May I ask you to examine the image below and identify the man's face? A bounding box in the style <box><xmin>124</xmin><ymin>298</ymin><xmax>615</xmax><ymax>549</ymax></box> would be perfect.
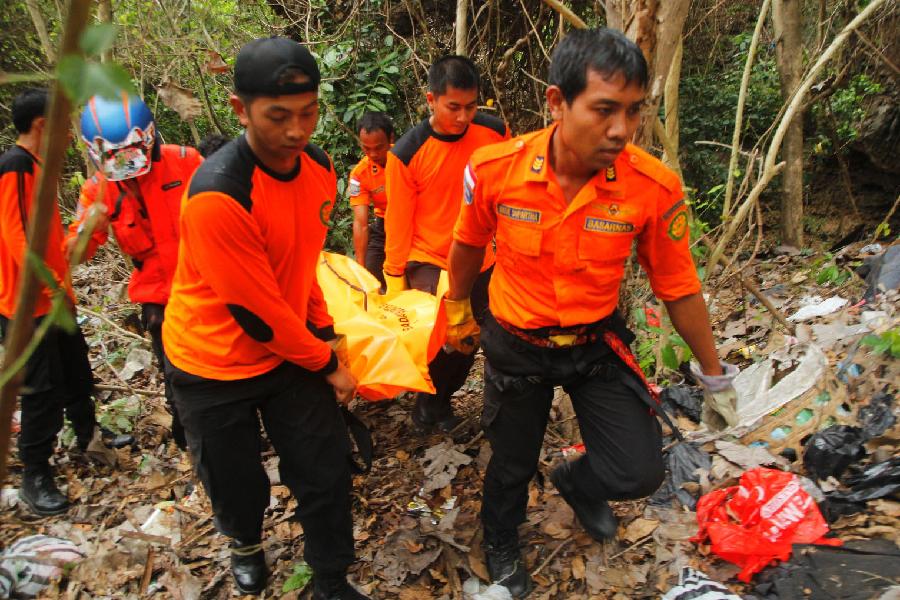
<box><xmin>548</xmin><ymin>70</ymin><xmax>645</xmax><ymax>172</ymax></box>
<box><xmin>359</xmin><ymin>128</ymin><xmax>391</xmax><ymax>168</ymax></box>
<box><xmin>231</xmin><ymin>87</ymin><xmax>319</xmax><ymax>171</ymax></box>
<box><xmin>427</xmin><ymin>86</ymin><xmax>478</xmax><ymax>136</ymax></box>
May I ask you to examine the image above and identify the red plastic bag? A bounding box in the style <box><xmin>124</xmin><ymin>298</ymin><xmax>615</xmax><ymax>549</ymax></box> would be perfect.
<box><xmin>692</xmin><ymin>467</ymin><xmax>841</xmax><ymax>582</ymax></box>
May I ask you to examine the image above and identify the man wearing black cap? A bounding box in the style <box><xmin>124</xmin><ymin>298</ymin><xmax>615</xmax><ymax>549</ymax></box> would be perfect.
<box><xmin>162</xmin><ymin>37</ymin><xmax>367</xmax><ymax>599</ymax></box>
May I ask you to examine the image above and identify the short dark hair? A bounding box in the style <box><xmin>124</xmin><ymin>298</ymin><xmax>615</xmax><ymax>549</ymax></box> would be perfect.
<box><xmin>197</xmin><ymin>134</ymin><xmax>231</xmax><ymax>158</ymax></box>
<box><xmin>548</xmin><ymin>28</ymin><xmax>648</xmax><ymax>104</ymax></box>
<box><xmin>357</xmin><ymin>112</ymin><xmax>394</xmax><ymax>138</ymax></box>
<box><xmin>12</xmin><ymin>88</ymin><xmax>49</xmax><ymax>134</ymax></box>
<box><xmin>428</xmin><ymin>55</ymin><xmax>479</xmax><ymax>96</ymax></box>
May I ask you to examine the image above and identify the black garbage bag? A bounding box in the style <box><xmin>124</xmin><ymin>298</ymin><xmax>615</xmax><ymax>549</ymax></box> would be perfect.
<box><xmin>753</xmin><ymin>539</ymin><xmax>900</xmax><ymax>600</ymax></box>
<box><xmin>860</xmin><ymin>244</ymin><xmax>900</xmax><ymax>302</ymax></box>
<box><xmin>649</xmin><ymin>441</ymin><xmax>711</xmax><ymax>510</ymax></box>
<box><xmin>802</xmin><ymin>425</ymin><xmax>866</xmax><ymax>481</ymax></box>
<box><xmin>659</xmin><ymin>385</ymin><xmax>703</xmax><ymax>423</ymax></box>
<box><xmin>821</xmin><ymin>456</ymin><xmax>900</xmax><ymax>520</ymax></box>
<box><xmin>857</xmin><ymin>391</ymin><xmax>896</xmax><ymax>440</ymax></box>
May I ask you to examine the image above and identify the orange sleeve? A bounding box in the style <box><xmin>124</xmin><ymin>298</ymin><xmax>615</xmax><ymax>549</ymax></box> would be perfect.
<box><xmin>182</xmin><ymin>192</ymin><xmax>337</xmax><ymax>373</ymax></box>
<box><xmin>635</xmin><ymin>183</ymin><xmax>701</xmax><ymax>301</ymax></box>
<box><xmin>347</xmin><ymin>161</ymin><xmax>371</xmax><ymax>208</ymax></box>
<box><xmin>383</xmin><ymin>152</ymin><xmax>416</xmax><ymax>275</ymax></box>
<box><xmin>67</xmin><ymin>176</ymin><xmax>112</xmax><ymax>261</ymax></box>
<box><xmin>0</xmin><ymin>171</ymin><xmax>30</xmax><ymax>270</ymax></box>
<box><xmin>453</xmin><ymin>161</ymin><xmax>496</xmax><ymax>247</ymax></box>
<box><xmin>307</xmin><ymin>272</ymin><xmax>334</xmax><ymax>330</ymax></box>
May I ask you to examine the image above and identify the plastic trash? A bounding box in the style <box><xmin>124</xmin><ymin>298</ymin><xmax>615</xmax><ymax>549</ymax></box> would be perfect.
<box><xmin>822</xmin><ymin>455</ymin><xmax>900</xmax><ymax>521</ymax></box>
<box><xmin>692</xmin><ymin>467</ymin><xmax>841</xmax><ymax>582</ymax></box>
<box><xmin>860</xmin><ymin>244</ymin><xmax>900</xmax><ymax>301</ymax></box>
<box><xmin>0</xmin><ymin>535</ymin><xmax>84</xmax><ymax>598</ymax></box>
<box><xmin>462</xmin><ymin>577</ymin><xmax>514</xmax><ymax>600</ymax></box>
<box><xmin>802</xmin><ymin>425</ymin><xmax>866</xmax><ymax>481</ymax></box>
<box><xmin>660</xmin><ymin>385</ymin><xmax>703</xmax><ymax>423</ymax></box>
<box><xmin>858</xmin><ymin>392</ymin><xmax>896</xmax><ymax>439</ymax></box>
<box><xmin>661</xmin><ymin>567</ymin><xmax>742</xmax><ymax>600</ymax></box>
<box><xmin>649</xmin><ymin>442</ymin><xmax>711</xmax><ymax>510</ymax></box>
<box><xmin>787</xmin><ymin>296</ymin><xmax>849</xmax><ymax>322</ymax></box>
<box><xmin>753</xmin><ymin>539</ymin><xmax>900</xmax><ymax>600</ymax></box>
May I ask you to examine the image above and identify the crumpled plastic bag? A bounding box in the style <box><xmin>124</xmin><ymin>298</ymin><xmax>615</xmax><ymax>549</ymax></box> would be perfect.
<box><xmin>0</xmin><ymin>535</ymin><xmax>84</xmax><ymax>598</ymax></box>
<box><xmin>858</xmin><ymin>392</ymin><xmax>896</xmax><ymax>439</ymax></box>
<box><xmin>802</xmin><ymin>425</ymin><xmax>866</xmax><ymax>481</ymax></box>
<box><xmin>316</xmin><ymin>252</ymin><xmax>447</xmax><ymax>400</ymax></box>
<box><xmin>822</xmin><ymin>456</ymin><xmax>900</xmax><ymax>520</ymax></box>
<box><xmin>692</xmin><ymin>467</ymin><xmax>841</xmax><ymax>582</ymax></box>
<box><xmin>649</xmin><ymin>442</ymin><xmax>711</xmax><ymax>510</ymax></box>
<box><xmin>661</xmin><ymin>567</ymin><xmax>742</xmax><ymax>600</ymax></box>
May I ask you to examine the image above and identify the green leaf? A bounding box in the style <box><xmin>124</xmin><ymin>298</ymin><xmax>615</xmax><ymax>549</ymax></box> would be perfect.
<box><xmin>79</xmin><ymin>24</ymin><xmax>118</xmax><ymax>56</ymax></box>
<box><xmin>282</xmin><ymin>563</ymin><xmax>313</xmax><ymax>593</ymax></box>
<box><xmin>372</xmin><ymin>86</ymin><xmax>392</xmax><ymax>95</ymax></box>
<box><xmin>51</xmin><ymin>298</ymin><xmax>77</xmax><ymax>334</ymax></box>
<box><xmin>661</xmin><ymin>345</ymin><xmax>679</xmax><ymax>371</ymax></box>
<box><xmin>58</xmin><ymin>56</ymin><xmax>135</xmax><ymax>104</ymax></box>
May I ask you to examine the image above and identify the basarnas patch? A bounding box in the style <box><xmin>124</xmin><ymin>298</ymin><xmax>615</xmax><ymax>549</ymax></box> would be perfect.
<box><xmin>667</xmin><ymin>210</ymin><xmax>688</xmax><ymax>241</ymax></box>
<box><xmin>463</xmin><ymin>164</ymin><xmax>476</xmax><ymax>205</ymax></box>
<box><xmin>348</xmin><ymin>178</ymin><xmax>361</xmax><ymax>197</ymax></box>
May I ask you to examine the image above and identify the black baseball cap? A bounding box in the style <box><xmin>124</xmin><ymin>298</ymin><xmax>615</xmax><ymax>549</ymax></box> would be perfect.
<box><xmin>234</xmin><ymin>37</ymin><xmax>320</xmax><ymax>96</ymax></box>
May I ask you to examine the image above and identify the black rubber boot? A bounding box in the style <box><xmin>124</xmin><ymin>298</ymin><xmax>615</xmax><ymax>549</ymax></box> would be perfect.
<box><xmin>230</xmin><ymin>539</ymin><xmax>267</xmax><ymax>595</ymax></box>
<box><xmin>412</xmin><ymin>393</ymin><xmax>462</xmax><ymax>433</ymax></box>
<box><xmin>483</xmin><ymin>529</ymin><xmax>532</xmax><ymax>598</ymax></box>
<box><xmin>20</xmin><ymin>464</ymin><xmax>69</xmax><ymax>516</ymax></box>
<box><xmin>550</xmin><ymin>460</ymin><xmax>618</xmax><ymax>541</ymax></box>
<box><xmin>311</xmin><ymin>573</ymin><xmax>370</xmax><ymax>599</ymax></box>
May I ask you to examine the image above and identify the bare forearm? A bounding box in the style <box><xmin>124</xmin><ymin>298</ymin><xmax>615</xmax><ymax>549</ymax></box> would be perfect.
<box><xmin>664</xmin><ymin>292</ymin><xmax>722</xmax><ymax>375</ymax></box>
<box><xmin>352</xmin><ymin>206</ymin><xmax>369</xmax><ymax>267</ymax></box>
<box><xmin>448</xmin><ymin>240</ymin><xmax>486</xmax><ymax>300</ymax></box>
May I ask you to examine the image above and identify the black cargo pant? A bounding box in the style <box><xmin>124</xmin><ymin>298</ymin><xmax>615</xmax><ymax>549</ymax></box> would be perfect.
<box><xmin>365</xmin><ymin>216</ymin><xmax>387</xmax><ymax>289</ymax></box>
<box><xmin>478</xmin><ymin>311</ymin><xmax>664</xmax><ymax>535</ymax></box>
<box><xmin>406</xmin><ymin>262</ymin><xmax>492</xmax><ymax>408</ymax></box>
<box><xmin>142</xmin><ymin>303</ymin><xmax>185</xmax><ymax>449</ymax></box>
<box><xmin>165</xmin><ymin>358</ymin><xmax>355</xmax><ymax>577</ymax></box>
<box><xmin>0</xmin><ymin>315</ymin><xmax>96</xmax><ymax>467</ymax></box>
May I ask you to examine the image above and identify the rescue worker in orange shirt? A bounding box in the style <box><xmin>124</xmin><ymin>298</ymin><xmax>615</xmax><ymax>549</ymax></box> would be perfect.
<box><xmin>0</xmin><ymin>89</ymin><xmax>122</xmax><ymax>516</ymax></box>
<box><xmin>349</xmin><ymin>112</ymin><xmax>394</xmax><ymax>289</ymax></box>
<box><xmin>384</xmin><ymin>55</ymin><xmax>509</xmax><ymax>431</ymax></box>
<box><xmin>162</xmin><ymin>37</ymin><xmax>367</xmax><ymax>599</ymax></box>
<box><xmin>446</xmin><ymin>30</ymin><xmax>738</xmax><ymax>596</ymax></box>
<box><xmin>68</xmin><ymin>93</ymin><xmax>202</xmax><ymax>450</ymax></box>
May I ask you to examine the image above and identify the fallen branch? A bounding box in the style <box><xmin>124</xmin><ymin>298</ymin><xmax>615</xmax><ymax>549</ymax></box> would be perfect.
<box><xmin>95</xmin><ymin>383</ymin><xmax>164</xmax><ymax>397</ymax></box>
<box><xmin>531</xmin><ymin>537</ymin><xmax>573</xmax><ymax>577</ymax></box>
<box><xmin>737</xmin><ymin>276</ymin><xmax>796</xmax><ymax>336</ymax></box>
<box><xmin>79</xmin><ymin>306</ymin><xmax>151</xmax><ymax>347</ymax></box>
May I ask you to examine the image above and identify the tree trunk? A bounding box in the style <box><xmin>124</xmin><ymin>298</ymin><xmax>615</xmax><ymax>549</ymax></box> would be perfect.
<box><xmin>774</xmin><ymin>0</ymin><xmax>805</xmax><ymax>248</ymax></box>
<box><xmin>455</xmin><ymin>0</ymin><xmax>468</xmax><ymax>55</ymax></box>
<box><xmin>98</xmin><ymin>0</ymin><xmax>114</xmax><ymax>63</ymax></box>
<box><xmin>24</xmin><ymin>0</ymin><xmax>56</xmax><ymax>62</ymax></box>
<box><xmin>605</xmin><ymin>0</ymin><xmax>689</xmax><ymax>148</ymax></box>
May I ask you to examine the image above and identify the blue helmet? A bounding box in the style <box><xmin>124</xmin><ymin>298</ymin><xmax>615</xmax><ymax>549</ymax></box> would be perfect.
<box><xmin>80</xmin><ymin>92</ymin><xmax>156</xmax><ymax>181</ymax></box>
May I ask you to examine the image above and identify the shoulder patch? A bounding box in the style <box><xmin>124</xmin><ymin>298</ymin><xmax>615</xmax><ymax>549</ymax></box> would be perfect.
<box><xmin>390</xmin><ymin>120</ymin><xmax>431</xmax><ymax>166</ymax></box>
<box><xmin>0</xmin><ymin>146</ymin><xmax>35</xmax><ymax>177</ymax></box>
<box><xmin>625</xmin><ymin>145</ymin><xmax>680</xmax><ymax>193</ymax></box>
<box><xmin>303</xmin><ymin>143</ymin><xmax>332</xmax><ymax>172</ymax></box>
<box><xmin>187</xmin><ymin>137</ymin><xmax>254</xmax><ymax>213</ymax></box>
<box><xmin>472</xmin><ymin>112</ymin><xmax>508</xmax><ymax>138</ymax></box>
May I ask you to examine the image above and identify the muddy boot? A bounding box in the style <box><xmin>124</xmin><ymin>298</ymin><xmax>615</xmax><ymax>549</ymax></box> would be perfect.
<box><xmin>230</xmin><ymin>538</ymin><xmax>267</xmax><ymax>594</ymax></box>
<box><xmin>20</xmin><ymin>463</ymin><xmax>69</xmax><ymax>516</ymax></box>
<box><xmin>412</xmin><ymin>393</ymin><xmax>461</xmax><ymax>433</ymax></box>
<box><xmin>550</xmin><ymin>460</ymin><xmax>617</xmax><ymax>541</ymax></box>
<box><xmin>311</xmin><ymin>572</ymin><xmax>370</xmax><ymax>599</ymax></box>
<box><xmin>483</xmin><ymin>528</ymin><xmax>531</xmax><ymax>598</ymax></box>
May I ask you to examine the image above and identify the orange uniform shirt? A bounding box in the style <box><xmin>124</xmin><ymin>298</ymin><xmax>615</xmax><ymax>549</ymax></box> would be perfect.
<box><xmin>454</xmin><ymin>124</ymin><xmax>700</xmax><ymax>329</ymax></box>
<box><xmin>69</xmin><ymin>145</ymin><xmax>202</xmax><ymax>305</ymax></box>
<box><xmin>384</xmin><ymin>113</ymin><xmax>509</xmax><ymax>274</ymax></box>
<box><xmin>162</xmin><ymin>136</ymin><xmax>338</xmax><ymax>380</ymax></box>
<box><xmin>0</xmin><ymin>145</ymin><xmax>74</xmax><ymax>318</ymax></box>
<box><xmin>348</xmin><ymin>155</ymin><xmax>387</xmax><ymax>218</ymax></box>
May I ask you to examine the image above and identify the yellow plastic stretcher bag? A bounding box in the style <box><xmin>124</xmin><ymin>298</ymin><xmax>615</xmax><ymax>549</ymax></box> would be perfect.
<box><xmin>316</xmin><ymin>252</ymin><xmax>448</xmax><ymax>401</ymax></box>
